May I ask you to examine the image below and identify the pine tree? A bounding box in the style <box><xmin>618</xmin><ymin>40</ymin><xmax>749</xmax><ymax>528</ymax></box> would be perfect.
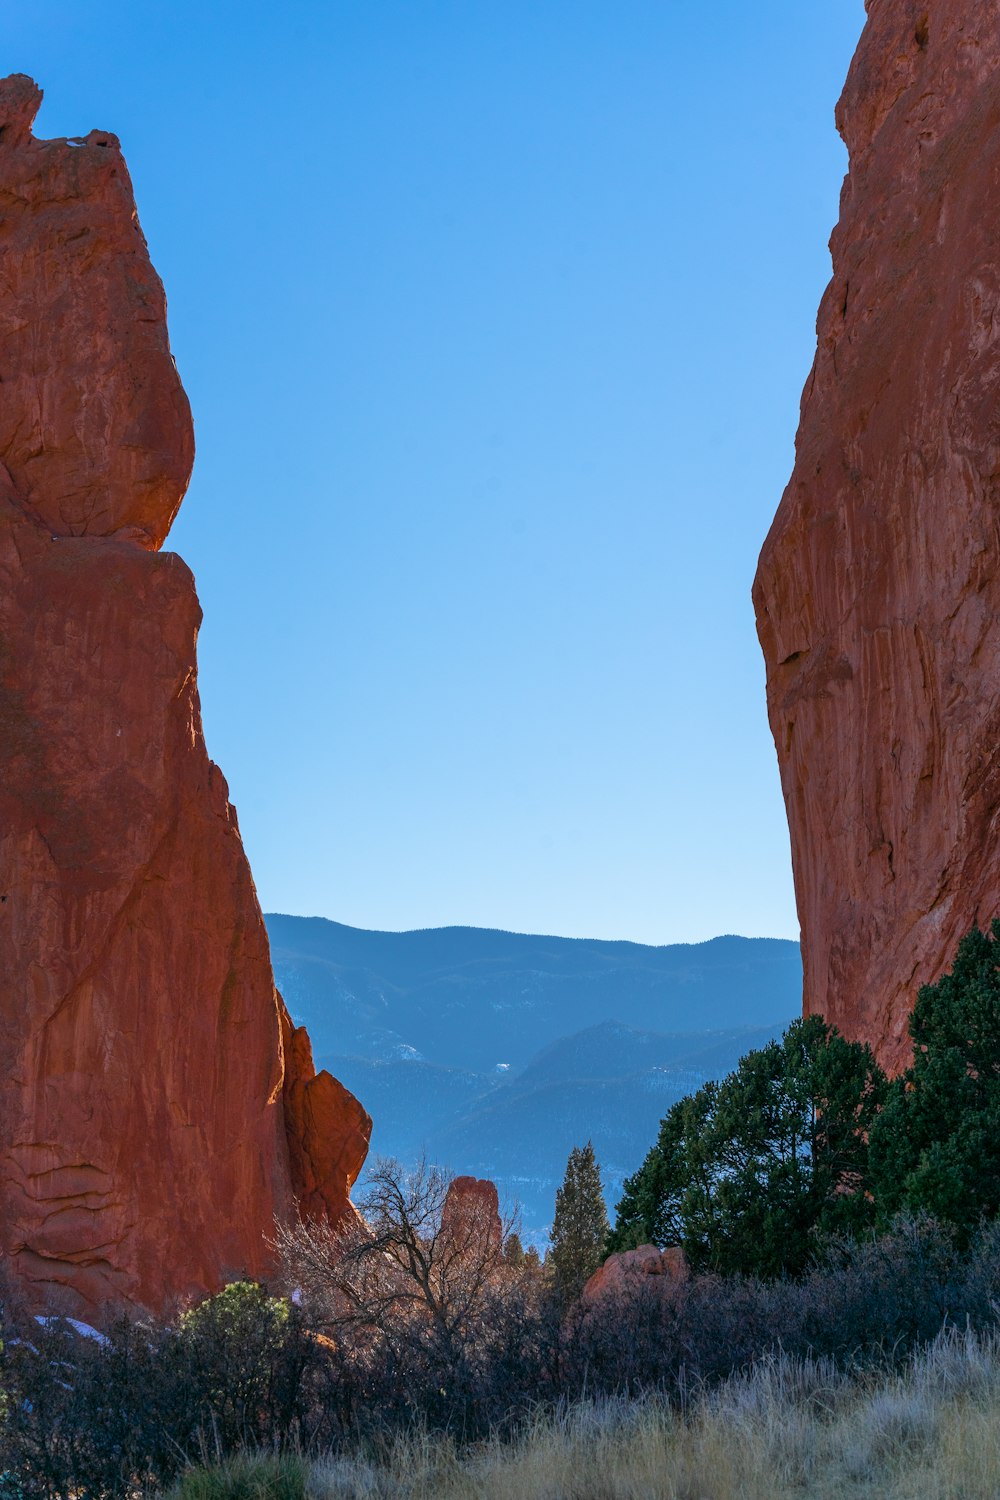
<box><xmin>607</xmin><ymin>1015</ymin><xmax>887</xmax><ymax>1278</ymax></box>
<box><xmin>869</xmin><ymin>921</ymin><xmax>1000</xmax><ymax>1239</ymax></box>
<box><xmin>550</xmin><ymin>1140</ymin><xmax>610</xmax><ymax>1305</ymax></box>
<box><xmin>502</xmin><ymin>1231</ymin><xmax>525</xmax><ymax>1267</ymax></box>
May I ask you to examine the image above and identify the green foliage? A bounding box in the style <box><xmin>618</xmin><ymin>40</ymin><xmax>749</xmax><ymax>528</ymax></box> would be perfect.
<box><xmin>172</xmin><ymin>1454</ymin><xmax>307</xmax><ymax>1500</ymax></box>
<box><xmin>503</xmin><ymin>1231</ymin><xmax>526</xmax><ymax>1267</ymax></box>
<box><xmin>870</xmin><ymin>922</ymin><xmax>1000</xmax><ymax>1238</ymax></box>
<box><xmin>180</xmin><ymin>1278</ymin><xmax>290</xmax><ymax>1337</ymax></box>
<box><xmin>177</xmin><ymin>1280</ymin><xmax>306</xmax><ymax>1452</ymax></box>
<box><xmin>550</xmin><ymin>1141</ymin><xmax>611</xmax><ymax>1304</ymax></box>
<box><xmin>608</xmin><ymin>1015</ymin><xmax>887</xmax><ymax>1277</ymax></box>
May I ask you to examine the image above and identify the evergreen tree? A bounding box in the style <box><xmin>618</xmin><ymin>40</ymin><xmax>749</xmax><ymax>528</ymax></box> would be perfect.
<box><xmin>870</xmin><ymin>922</ymin><xmax>1000</xmax><ymax>1238</ymax></box>
<box><xmin>550</xmin><ymin>1140</ymin><xmax>611</xmax><ymax>1304</ymax></box>
<box><xmin>502</xmin><ymin>1231</ymin><xmax>525</xmax><ymax>1267</ymax></box>
<box><xmin>608</xmin><ymin>1015</ymin><xmax>886</xmax><ymax>1277</ymax></box>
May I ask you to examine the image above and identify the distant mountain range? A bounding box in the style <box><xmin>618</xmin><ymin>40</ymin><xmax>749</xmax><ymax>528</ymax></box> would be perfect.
<box><xmin>265</xmin><ymin>916</ymin><xmax>801</xmax><ymax>1243</ymax></box>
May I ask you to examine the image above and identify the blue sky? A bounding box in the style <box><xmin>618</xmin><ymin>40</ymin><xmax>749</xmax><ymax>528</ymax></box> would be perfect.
<box><xmin>6</xmin><ymin>1</ymin><xmax>867</xmax><ymax>943</ymax></box>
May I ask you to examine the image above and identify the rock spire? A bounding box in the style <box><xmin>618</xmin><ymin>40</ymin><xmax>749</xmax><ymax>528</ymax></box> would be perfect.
<box><xmin>754</xmin><ymin>2</ymin><xmax>1000</xmax><ymax>1070</ymax></box>
<box><xmin>0</xmin><ymin>76</ymin><xmax>369</xmax><ymax>1316</ymax></box>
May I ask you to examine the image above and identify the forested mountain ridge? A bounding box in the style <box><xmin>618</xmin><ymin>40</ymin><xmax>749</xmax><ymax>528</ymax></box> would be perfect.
<box><xmin>266</xmin><ymin>915</ymin><xmax>801</xmax><ymax>1238</ymax></box>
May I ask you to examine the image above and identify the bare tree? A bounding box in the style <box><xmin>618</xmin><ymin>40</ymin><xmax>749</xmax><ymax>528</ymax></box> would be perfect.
<box><xmin>272</xmin><ymin>1156</ymin><xmax>549</xmax><ymax>1433</ymax></box>
<box><xmin>277</xmin><ymin>1158</ymin><xmax>511</xmax><ymax>1344</ymax></box>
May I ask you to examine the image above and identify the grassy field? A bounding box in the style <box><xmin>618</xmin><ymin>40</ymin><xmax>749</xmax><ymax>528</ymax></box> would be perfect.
<box><xmin>173</xmin><ymin>1326</ymin><xmax>1000</xmax><ymax>1500</ymax></box>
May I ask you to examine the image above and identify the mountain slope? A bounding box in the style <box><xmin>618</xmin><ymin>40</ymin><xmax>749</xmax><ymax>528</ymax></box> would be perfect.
<box><xmin>267</xmin><ymin>915</ymin><xmax>801</xmax><ymax>1071</ymax></box>
<box><xmin>266</xmin><ymin>916</ymin><xmax>801</xmax><ymax>1239</ymax></box>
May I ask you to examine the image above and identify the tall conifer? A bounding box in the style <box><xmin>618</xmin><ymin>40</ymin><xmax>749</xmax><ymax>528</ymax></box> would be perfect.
<box><xmin>550</xmin><ymin>1140</ymin><xmax>610</xmax><ymax>1304</ymax></box>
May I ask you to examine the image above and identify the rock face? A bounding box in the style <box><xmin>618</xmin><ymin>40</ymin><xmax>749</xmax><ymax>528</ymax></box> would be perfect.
<box><xmin>0</xmin><ymin>77</ymin><xmax>193</xmax><ymax>550</ymax></box>
<box><xmin>754</xmin><ymin>0</ymin><xmax>1000</xmax><ymax>1072</ymax></box>
<box><xmin>281</xmin><ymin>1017</ymin><xmax>372</xmax><ymax>1223</ymax></box>
<box><xmin>0</xmin><ymin>76</ymin><xmax>370</xmax><ymax>1317</ymax></box>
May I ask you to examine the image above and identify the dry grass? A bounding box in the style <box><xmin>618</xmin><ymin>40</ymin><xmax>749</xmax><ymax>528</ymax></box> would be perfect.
<box><xmin>301</xmin><ymin>1327</ymin><xmax>1000</xmax><ymax>1500</ymax></box>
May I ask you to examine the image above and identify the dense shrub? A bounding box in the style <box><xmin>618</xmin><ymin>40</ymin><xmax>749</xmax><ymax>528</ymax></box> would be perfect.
<box><xmin>0</xmin><ymin>1313</ymin><xmax>180</xmax><ymax>1498</ymax></box>
<box><xmin>563</xmin><ymin>1215</ymin><xmax>1000</xmax><ymax>1400</ymax></box>
<box><xmin>0</xmin><ymin>1283</ymin><xmax>318</xmax><ymax>1499</ymax></box>
<box><xmin>608</xmin><ymin>1015</ymin><xmax>887</xmax><ymax>1276</ymax></box>
<box><xmin>8</xmin><ymin>1215</ymin><xmax>1000</xmax><ymax>1496</ymax></box>
<box><xmin>870</xmin><ymin>921</ymin><xmax>1000</xmax><ymax>1236</ymax></box>
<box><xmin>175</xmin><ymin>1281</ymin><xmax>316</xmax><ymax>1451</ymax></box>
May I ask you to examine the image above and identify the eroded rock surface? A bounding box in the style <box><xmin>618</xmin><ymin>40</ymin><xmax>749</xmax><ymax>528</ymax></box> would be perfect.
<box><xmin>0</xmin><ymin>76</ymin><xmax>369</xmax><ymax>1316</ymax></box>
<box><xmin>754</xmin><ymin>1</ymin><xmax>1000</xmax><ymax>1072</ymax></box>
<box><xmin>281</xmin><ymin>1012</ymin><xmax>371</xmax><ymax>1224</ymax></box>
<box><xmin>0</xmin><ymin>76</ymin><xmax>193</xmax><ymax>549</ymax></box>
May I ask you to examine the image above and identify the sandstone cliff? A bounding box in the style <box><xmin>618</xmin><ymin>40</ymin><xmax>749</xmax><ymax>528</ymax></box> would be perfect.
<box><xmin>754</xmin><ymin>1</ymin><xmax>1000</xmax><ymax>1071</ymax></box>
<box><xmin>0</xmin><ymin>75</ymin><xmax>370</xmax><ymax>1316</ymax></box>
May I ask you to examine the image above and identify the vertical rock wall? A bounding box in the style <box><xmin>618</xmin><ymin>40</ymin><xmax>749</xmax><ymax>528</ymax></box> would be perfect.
<box><xmin>0</xmin><ymin>76</ymin><xmax>370</xmax><ymax>1316</ymax></box>
<box><xmin>754</xmin><ymin>1</ymin><xmax>1000</xmax><ymax>1071</ymax></box>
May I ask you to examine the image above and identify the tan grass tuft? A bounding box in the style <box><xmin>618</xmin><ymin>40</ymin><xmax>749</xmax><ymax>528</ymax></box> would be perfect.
<box><xmin>299</xmin><ymin>1328</ymin><xmax>1000</xmax><ymax>1500</ymax></box>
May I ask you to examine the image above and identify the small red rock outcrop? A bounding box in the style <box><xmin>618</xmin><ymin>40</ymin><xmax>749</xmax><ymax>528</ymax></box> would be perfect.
<box><xmin>0</xmin><ymin>75</ymin><xmax>370</xmax><ymax>1317</ymax></box>
<box><xmin>280</xmin><ymin>1012</ymin><xmax>371</xmax><ymax>1223</ymax></box>
<box><xmin>754</xmin><ymin>1</ymin><xmax>1000</xmax><ymax>1072</ymax></box>
<box><xmin>582</xmin><ymin>1244</ymin><xmax>686</xmax><ymax>1304</ymax></box>
<box><xmin>440</xmin><ymin>1176</ymin><xmax>503</xmax><ymax>1255</ymax></box>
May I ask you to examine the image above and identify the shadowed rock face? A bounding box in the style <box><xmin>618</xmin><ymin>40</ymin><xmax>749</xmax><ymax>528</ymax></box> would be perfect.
<box><xmin>0</xmin><ymin>75</ymin><xmax>370</xmax><ymax>1317</ymax></box>
<box><xmin>754</xmin><ymin>1</ymin><xmax>1000</xmax><ymax>1072</ymax></box>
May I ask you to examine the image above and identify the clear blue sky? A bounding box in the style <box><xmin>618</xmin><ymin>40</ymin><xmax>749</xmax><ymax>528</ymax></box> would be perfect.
<box><xmin>6</xmin><ymin>1</ymin><xmax>866</xmax><ymax>944</ymax></box>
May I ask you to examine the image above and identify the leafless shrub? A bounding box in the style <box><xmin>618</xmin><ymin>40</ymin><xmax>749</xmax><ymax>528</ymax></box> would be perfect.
<box><xmin>273</xmin><ymin>1157</ymin><xmax>556</xmax><ymax>1440</ymax></box>
<box><xmin>0</xmin><ymin>1310</ymin><xmax>180</xmax><ymax>1498</ymax></box>
<box><xmin>557</xmin><ymin>1215</ymin><xmax>983</xmax><ymax>1403</ymax></box>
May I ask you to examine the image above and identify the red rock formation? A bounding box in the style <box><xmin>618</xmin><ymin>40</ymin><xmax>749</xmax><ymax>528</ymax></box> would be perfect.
<box><xmin>754</xmin><ymin>0</ymin><xmax>1000</xmax><ymax>1072</ymax></box>
<box><xmin>0</xmin><ymin>75</ymin><xmax>370</xmax><ymax>1317</ymax></box>
<box><xmin>440</xmin><ymin>1176</ymin><xmax>503</xmax><ymax>1255</ymax></box>
<box><xmin>0</xmin><ymin>77</ymin><xmax>193</xmax><ymax>550</ymax></box>
<box><xmin>581</xmin><ymin>1244</ymin><xmax>686</xmax><ymax>1305</ymax></box>
<box><xmin>280</xmin><ymin>1012</ymin><xmax>370</xmax><ymax>1223</ymax></box>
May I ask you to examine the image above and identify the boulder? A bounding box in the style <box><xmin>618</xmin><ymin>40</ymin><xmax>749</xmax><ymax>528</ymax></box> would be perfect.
<box><xmin>582</xmin><ymin>1244</ymin><xmax>686</xmax><ymax>1303</ymax></box>
<box><xmin>754</xmin><ymin>0</ymin><xmax>1000</xmax><ymax>1071</ymax></box>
